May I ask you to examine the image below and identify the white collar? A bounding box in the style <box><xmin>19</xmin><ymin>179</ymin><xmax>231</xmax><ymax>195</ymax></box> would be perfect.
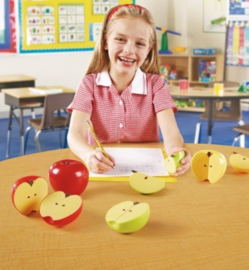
<box><xmin>95</xmin><ymin>68</ymin><xmax>147</xmax><ymax>95</ymax></box>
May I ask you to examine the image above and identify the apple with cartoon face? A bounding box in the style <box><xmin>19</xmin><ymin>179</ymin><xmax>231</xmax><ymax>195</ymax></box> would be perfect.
<box><xmin>229</xmin><ymin>152</ymin><xmax>249</xmax><ymax>173</ymax></box>
<box><xmin>11</xmin><ymin>175</ymin><xmax>48</xmax><ymax>215</ymax></box>
<box><xmin>191</xmin><ymin>150</ymin><xmax>227</xmax><ymax>183</ymax></box>
<box><xmin>49</xmin><ymin>159</ymin><xmax>89</xmax><ymax>195</ymax></box>
<box><xmin>105</xmin><ymin>201</ymin><xmax>150</xmax><ymax>233</ymax></box>
<box><xmin>40</xmin><ymin>191</ymin><xmax>83</xmax><ymax>226</ymax></box>
<box><xmin>129</xmin><ymin>170</ymin><xmax>165</xmax><ymax>194</ymax></box>
<box><xmin>164</xmin><ymin>151</ymin><xmax>185</xmax><ymax>175</ymax></box>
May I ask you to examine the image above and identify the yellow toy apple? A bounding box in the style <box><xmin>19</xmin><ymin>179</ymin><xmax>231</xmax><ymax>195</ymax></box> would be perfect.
<box><xmin>164</xmin><ymin>151</ymin><xmax>185</xmax><ymax>175</ymax></box>
<box><xmin>11</xmin><ymin>175</ymin><xmax>48</xmax><ymax>215</ymax></box>
<box><xmin>40</xmin><ymin>191</ymin><xmax>83</xmax><ymax>226</ymax></box>
<box><xmin>105</xmin><ymin>201</ymin><xmax>150</xmax><ymax>233</ymax></box>
<box><xmin>229</xmin><ymin>152</ymin><xmax>249</xmax><ymax>173</ymax></box>
<box><xmin>191</xmin><ymin>150</ymin><xmax>227</xmax><ymax>183</ymax></box>
<box><xmin>129</xmin><ymin>170</ymin><xmax>165</xmax><ymax>194</ymax></box>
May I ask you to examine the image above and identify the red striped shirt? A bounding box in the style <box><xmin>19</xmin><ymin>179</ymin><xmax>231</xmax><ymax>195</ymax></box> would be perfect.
<box><xmin>68</xmin><ymin>69</ymin><xmax>177</xmax><ymax>145</ymax></box>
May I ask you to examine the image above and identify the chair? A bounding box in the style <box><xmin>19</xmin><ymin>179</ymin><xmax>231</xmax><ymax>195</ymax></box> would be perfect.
<box><xmin>232</xmin><ymin>124</ymin><xmax>249</xmax><ymax>147</ymax></box>
<box><xmin>194</xmin><ymin>81</ymin><xmax>245</xmax><ymax>145</ymax></box>
<box><xmin>24</xmin><ymin>92</ymin><xmax>74</xmax><ymax>153</ymax></box>
<box><xmin>6</xmin><ymin>101</ymin><xmax>43</xmax><ymax>158</ymax></box>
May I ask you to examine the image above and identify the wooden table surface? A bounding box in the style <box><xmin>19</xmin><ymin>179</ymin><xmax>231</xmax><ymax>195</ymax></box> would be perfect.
<box><xmin>0</xmin><ymin>74</ymin><xmax>36</xmax><ymax>83</ymax></box>
<box><xmin>0</xmin><ymin>143</ymin><xmax>248</xmax><ymax>270</ymax></box>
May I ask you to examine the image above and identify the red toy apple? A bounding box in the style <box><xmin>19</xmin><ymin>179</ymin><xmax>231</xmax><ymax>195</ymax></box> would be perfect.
<box><xmin>11</xmin><ymin>175</ymin><xmax>48</xmax><ymax>215</ymax></box>
<box><xmin>49</xmin><ymin>159</ymin><xmax>89</xmax><ymax>196</ymax></box>
<box><xmin>40</xmin><ymin>191</ymin><xmax>83</xmax><ymax>226</ymax></box>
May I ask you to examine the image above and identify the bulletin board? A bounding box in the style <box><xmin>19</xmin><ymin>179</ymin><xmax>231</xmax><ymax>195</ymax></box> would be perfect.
<box><xmin>225</xmin><ymin>0</ymin><xmax>249</xmax><ymax>67</ymax></box>
<box><xmin>0</xmin><ymin>0</ymin><xmax>16</xmax><ymax>53</ymax></box>
<box><xmin>19</xmin><ymin>0</ymin><xmax>135</xmax><ymax>54</ymax></box>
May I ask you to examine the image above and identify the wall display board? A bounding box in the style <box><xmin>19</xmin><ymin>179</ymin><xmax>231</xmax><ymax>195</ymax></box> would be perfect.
<box><xmin>226</xmin><ymin>0</ymin><xmax>249</xmax><ymax>67</ymax></box>
<box><xmin>19</xmin><ymin>0</ymin><xmax>135</xmax><ymax>53</ymax></box>
<box><xmin>0</xmin><ymin>0</ymin><xmax>16</xmax><ymax>53</ymax></box>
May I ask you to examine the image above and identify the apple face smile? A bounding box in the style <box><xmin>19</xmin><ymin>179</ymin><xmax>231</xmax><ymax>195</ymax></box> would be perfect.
<box><xmin>49</xmin><ymin>159</ymin><xmax>89</xmax><ymax>196</ymax></box>
<box><xmin>40</xmin><ymin>191</ymin><xmax>83</xmax><ymax>226</ymax></box>
<box><xmin>105</xmin><ymin>201</ymin><xmax>150</xmax><ymax>233</ymax></box>
<box><xmin>11</xmin><ymin>175</ymin><xmax>48</xmax><ymax>215</ymax></box>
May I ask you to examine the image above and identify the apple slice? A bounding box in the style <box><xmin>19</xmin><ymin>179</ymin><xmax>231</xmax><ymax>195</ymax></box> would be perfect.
<box><xmin>191</xmin><ymin>150</ymin><xmax>227</xmax><ymax>183</ymax></box>
<box><xmin>164</xmin><ymin>151</ymin><xmax>185</xmax><ymax>175</ymax></box>
<box><xmin>11</xmin><ymin>176</ymin><xmax>48</xmax><ymax>215</ymax></box>
<box><xmin>105</xmin><ymin>201</ymin><xmax>150</xmax><ymax>233</ymax></box>
<box><xmin>129</xmin><ymin>171</ymin><xmax>165</xmax><ymax>194</ymax></box>
<box><xmin>40</xmin><ymin>191</ymin><xmax>83</xmax><ymax>226</ymax></box>
<box><xmin>229</xmin><ymin>152</ymin><xmax>249</xmax><ymax>173</ymax></box>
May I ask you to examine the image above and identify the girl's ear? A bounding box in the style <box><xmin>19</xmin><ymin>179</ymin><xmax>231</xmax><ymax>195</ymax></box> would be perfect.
<box><xmin>104</xmin><ymin>42</ymin><xmax>108</xmax><ymax>50</ymax></box>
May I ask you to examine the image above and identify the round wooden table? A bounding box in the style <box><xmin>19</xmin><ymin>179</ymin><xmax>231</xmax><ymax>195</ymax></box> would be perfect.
<box><xmin>0</xmin><ymin>143</ymin><xmax>248</xmax><ymax>270</ymax></box>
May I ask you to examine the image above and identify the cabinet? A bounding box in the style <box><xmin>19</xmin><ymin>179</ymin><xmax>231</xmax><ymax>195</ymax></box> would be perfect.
<box><xmin>158</xmin><ymin>54</ymin><xmax>225</xmax><ymax>111</ymax></box>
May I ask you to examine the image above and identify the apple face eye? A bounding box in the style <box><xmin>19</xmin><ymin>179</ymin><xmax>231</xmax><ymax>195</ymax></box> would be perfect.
<box><xmin>27</xmin><ymin>196</ymin><xmax>30</xmax><ymax>199</ymax></box>
<box><xmin>204</xmin><ymin>164</ymin><xmax>207</xmax><ymax>167</ymax></box>
<box><xmin>34</xmin><ymin>193</ymin><xmax>37</xmax><ymax>196</ymax></box>
<box><xmin>129</xmin><ymin>210</ymin><xmax>132</xmax><ymax>212</ymax></box>
<box><xmin>144</xmin><ymin>177</ymin><xmax>148</xmax><ymax>180</ymax></box>
<box><xmin>122</xmin><ymin>209</ymin><xmax>126</xmax><ymax>211</ymax></box>
<box><xmin>62</xmin><ymin>205</ymin><xmax>65</xmax><ymax>207</ymax></box>
<box><xmin>210</xmin><ymin>165</ymin><xmax>213</xmax><ymax>168</ymax></box>
<box><xmin>55</xmin><ymin>202</ymin><xmax>58</xmax><ymax>205</ymax></box>
<box><xmin>243</xmin><ymin>158</ymin><xmax>246</xmax><ymax>160</ymax></box>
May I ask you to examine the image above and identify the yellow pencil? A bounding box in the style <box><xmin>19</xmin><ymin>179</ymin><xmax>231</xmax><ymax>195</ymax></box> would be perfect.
<box><xmin>86</xmin><ymin>121</ymin><xmax>114</xmax><ymax>169</ymax></box>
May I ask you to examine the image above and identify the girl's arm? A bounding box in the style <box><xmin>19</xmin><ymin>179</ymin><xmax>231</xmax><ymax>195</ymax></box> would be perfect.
<box><xmin>157</xmin><ymin>108</ymin><xmax>191</xmax><ymax>176</ymax></box>
<box><xmin>67</xmin><ymin>110</ymin><xmax>115</xmax><ymax>174</ymax></box>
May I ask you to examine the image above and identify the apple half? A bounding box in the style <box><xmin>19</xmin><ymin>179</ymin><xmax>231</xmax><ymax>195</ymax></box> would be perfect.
<box><xmin>229</xmin><ymin>152</ymin><xmax>249</xmax><ymax>173</ymax></box>
<box><xmin>164</xmin><ymin>151</ymin><xmax>185</xmax><ymax>175</ymax></box>
<box><xmin>105</xmin><ymin>201</ymin><xmax>150</xmax><ymax>233</ymax></box>
<box><xmin>191</xmin><ymin>150</ymin><xmax>227</xmax><ymax>183</ymax></box>
<box><xmin>129</xmin><ymin>171</ymin><xmax>165</xmax><ymax>194</ymax></box>
<box><xmin>40</xmin><ymin>191</ymin><xmax>83</xmax><ymax>226</ymax></box>
<box><xmin>11</xmin><ymin>175</ymin><xmax>48</xmax><ymax>215</ymax></box>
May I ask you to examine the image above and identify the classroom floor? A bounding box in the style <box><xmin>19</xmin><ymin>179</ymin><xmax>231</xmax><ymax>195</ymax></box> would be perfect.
<box><xmin>0</xmin><ymin>110</ymin><xmax>248</xmax><ymax>161</ymax></box>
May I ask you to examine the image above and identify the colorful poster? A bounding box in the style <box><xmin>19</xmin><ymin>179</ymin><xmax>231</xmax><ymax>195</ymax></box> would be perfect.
<box><xmin>203</xmin><ymin>0</ymin><xmax>227</xmax><ymax>33</ymax></box>
<box><xmin>0</xmin><ymin>0</ymin><xmax>16</xmax><ymax>53</ymax></box>
<box><xmin>226</xmin><ymin>0</ymin><xmax>249</xmax><ymax>66</ymax></box>
<box><xmin>19</xmin><ymin>0</ymin><xmax>135</xmax><ymax>53</ymax></box>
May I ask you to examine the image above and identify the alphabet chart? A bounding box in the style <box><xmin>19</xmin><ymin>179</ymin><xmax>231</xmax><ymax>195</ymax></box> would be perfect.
<box><xmin>19</xmin><ymin>0</ymin><xmax>135</xmax><ymax>53</ymax></box>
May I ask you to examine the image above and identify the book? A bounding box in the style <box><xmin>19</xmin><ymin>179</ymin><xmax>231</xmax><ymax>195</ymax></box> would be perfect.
<box><xmin>29</xmin><ymin>87</ymin><xmax>63</xmax><ymax>95</ymax></box>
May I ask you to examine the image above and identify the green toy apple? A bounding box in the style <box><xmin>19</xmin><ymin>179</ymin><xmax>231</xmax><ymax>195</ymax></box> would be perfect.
<box><xmin>129</xmin><ymin>170</ymin><xmax>165</xmax><ymax>194</ymax></box>
<box><xmin>105</xmin><ymin>201</ymin><xmax>150</xmax><ymax>233</ymax></box>
<box><xmin>164</xmin><ymin>151</ymin><xmax>185</xmax><ymax>175</ymax></box>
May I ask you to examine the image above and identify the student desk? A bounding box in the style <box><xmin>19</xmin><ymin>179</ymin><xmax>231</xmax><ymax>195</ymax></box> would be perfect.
<box><xmin>2</xmin><ymin>86</ymin><xmax>75</xmax><ymax>157</ymax></box>
<box><xmin>170</xmin><ymin>86</ymin><xmax>249</xmax><ymax>144</ymax></box>
<box><xmin>0</xmin><ymin>142</ymin><xmax>248</xmax><ymax>270</ymax></box>
<box><xmin>0</xmin><ymin>74</ymin><xmax>36</xmax><ymax>90</ymax></box>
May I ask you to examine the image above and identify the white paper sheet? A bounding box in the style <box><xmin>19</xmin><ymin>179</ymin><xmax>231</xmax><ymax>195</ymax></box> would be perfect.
<box><xmin>90</xmin><ymin>148</ymin><xmax>169</xmax><ymax>177</ymax></box>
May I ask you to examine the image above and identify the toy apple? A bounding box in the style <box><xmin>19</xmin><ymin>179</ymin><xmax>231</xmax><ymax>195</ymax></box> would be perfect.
<box><xmin>164</xmin><ymin>151</ymin><xmax>185</xmax><ymax>175</ymax></box>
<box><xmin>129</xmin><ymin>170</ymin><xmax>165</xmax><ymax>194</ymax></box>
<box><xmin>191</xmin><ymin>150</ymin><xmax>227</xmax><ymax>183</ymax></box>
<box><xmin>40</xmin><ymin>191</ymin><xmax>83</xmax><ymax>226</ymax></box>
<box><xmin>229</xmin><ymin>152</ymin><xmax>249</xmax><ymax>173</ymax></box>
<box><xmin>11</xmin><ymin>175</ymin><xmax>48</xmax><ymax>215</ymax></box>
<box><xmin>105</xmin><ymin>201</ymin><xmax>150</xmax><ymax>233</ymax></box>
<box><xmin>49</xmin><ymin>159</ymin><xmax>89</xmax><ymax>195</ymax></box>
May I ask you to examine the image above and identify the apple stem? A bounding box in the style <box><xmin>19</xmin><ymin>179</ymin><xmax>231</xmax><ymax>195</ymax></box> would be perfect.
<box><xmin>134</xmin><ymin>202</ymin><xmax>139</xmax><ymax>205</ymax></box>
<box><xmin>28</xmin><ymin>180</ymin><xmax>34</xmax><ymax>186</ymax></box>
<box><xmin>65</xmin><ymin>193</ymin><xmax>71</xmax><ymax>197</ymax></box>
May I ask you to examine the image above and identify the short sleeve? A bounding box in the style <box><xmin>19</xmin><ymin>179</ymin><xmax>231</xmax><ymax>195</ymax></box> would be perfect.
<box><xmin>151</xmin><ymin>75</ymin><xmax>177</xmax><ymax>113</ymax></box>
<box><xmin>67</xmin><ymin>74</ymin><xmax>95</xmax><ymax>114</ymax></box>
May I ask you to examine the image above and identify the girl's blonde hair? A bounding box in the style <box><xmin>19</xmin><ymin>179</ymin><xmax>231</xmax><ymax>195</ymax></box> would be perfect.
<box><xmin>85</xmin><ymin>5</ymin><xmax>160</xmax><ymax>75</ymax></box>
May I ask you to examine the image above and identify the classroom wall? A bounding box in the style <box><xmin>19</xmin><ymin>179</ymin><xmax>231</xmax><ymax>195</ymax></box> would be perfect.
<box><xmin>0</xmin><ymin>0</ymin><xmax>248</xmax><ymax>117</ymax></box>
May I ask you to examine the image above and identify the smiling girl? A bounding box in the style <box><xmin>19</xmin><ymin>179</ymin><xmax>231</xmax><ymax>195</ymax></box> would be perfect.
<box><xmin>67</xmin><ymin>4</ymin><xmax>191</xmax><ymax>175</ymax></box>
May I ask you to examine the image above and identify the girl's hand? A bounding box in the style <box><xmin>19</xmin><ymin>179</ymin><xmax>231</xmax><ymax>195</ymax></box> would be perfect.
<box><xmin>168</xmin><ymin>147</ymin><xmax>191</xmax><ymax>177</ymax></box>
<box><xmin>85</xmin><ymin>149</ymin><xmax>115</xmax><ymax>174</ymax></box>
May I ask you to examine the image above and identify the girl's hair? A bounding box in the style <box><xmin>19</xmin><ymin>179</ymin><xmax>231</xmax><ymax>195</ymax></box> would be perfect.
<box><xmin>85</xmin><ymin>4</ymin><xmax>160</xmax><ymax>75</ymax></box>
